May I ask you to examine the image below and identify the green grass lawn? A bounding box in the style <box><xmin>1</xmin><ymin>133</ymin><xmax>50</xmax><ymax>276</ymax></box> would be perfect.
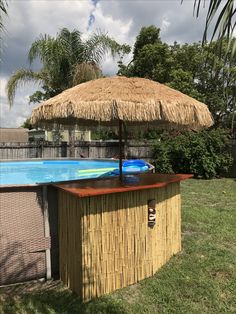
<box><xmin>1</xmin><ymin>178</ymin><xmax>235</xmax><ymax>314</ymax></box>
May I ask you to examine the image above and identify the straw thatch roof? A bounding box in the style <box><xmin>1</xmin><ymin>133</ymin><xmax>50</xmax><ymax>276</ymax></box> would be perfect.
<box><xmin>31</xmin><ymin>76</ymin><xmax>213</xmax><ymax>130</ymax></box>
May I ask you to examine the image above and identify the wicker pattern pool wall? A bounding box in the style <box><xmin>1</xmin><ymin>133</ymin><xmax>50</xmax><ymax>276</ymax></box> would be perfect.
<box><xmin>0</xmin><ymin>185</ymin><xmax>58</xmax><ymax>285</ymax></box>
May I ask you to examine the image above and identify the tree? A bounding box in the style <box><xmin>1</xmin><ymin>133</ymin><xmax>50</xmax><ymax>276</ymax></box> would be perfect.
<box><xmin>21</xmin><ymin>118</ymin><xmax>33</xmax><ymax>130</ymax></box>
<box><xmin>171</xmin><ymin>39</ymin><xmax>235</xmax><ymax>128</ymax></box>
<box><xmin>132</xmin><ymin>42</ymin><xmax>172</xmax><ymax>83</ymax></box>
<box><xmin>133</xmin><ymin>25</ymin><xmax>161</xmax><ymax>60</ymax></box>
<box><xmin>118</xmin><ymin>26</ymin><xmax>173</xmax><ymax>83</ymax></box>
<box><xmin>169</xmin><ymin>40</ymin><xmax>236</xmax><ymax>129</ymax></box>
<box><xmin>193</xmin><ymin>39</ymin><xmax>236</xmax><ymax>128</ymax></box>
<box><xmin>119</xmin><ymin>26</ymin><xmax>235</xmax><ymax>129</ymax></box>
<box><xmin>7</xmin><ymin>28</ymin><xmax>130</xmax><ymax>106</ymax></box>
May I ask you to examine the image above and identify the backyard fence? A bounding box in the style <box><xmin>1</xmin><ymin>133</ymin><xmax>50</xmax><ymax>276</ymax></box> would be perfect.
<box><xmin>0</xmin><ymin>141</ymin><xmax>153</xmax><ymax>161</ymax></box>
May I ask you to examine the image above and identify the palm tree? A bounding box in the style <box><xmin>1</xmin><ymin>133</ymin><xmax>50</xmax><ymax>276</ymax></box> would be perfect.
<box><xmin>7</xmin><ymin>28</ymin><xmax>130</xmax><ymax>106</ymax></box>
<box><xmin>182</xmin><ymin>0</ymin><xmax>235</xmax><ymax>57</ymax></box>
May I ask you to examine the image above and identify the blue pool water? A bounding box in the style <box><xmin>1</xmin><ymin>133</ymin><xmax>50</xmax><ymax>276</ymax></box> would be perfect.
<box><xmin>0</xmin><ymin>160</ymin><xmax>120</xmax><ymax>185</ymax></box>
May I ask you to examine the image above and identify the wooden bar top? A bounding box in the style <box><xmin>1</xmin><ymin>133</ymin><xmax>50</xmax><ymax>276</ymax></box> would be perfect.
<box><xmin>53</xmin><ymin>173</ymin><xmax>193</xmax><ymax>198</ymax></box>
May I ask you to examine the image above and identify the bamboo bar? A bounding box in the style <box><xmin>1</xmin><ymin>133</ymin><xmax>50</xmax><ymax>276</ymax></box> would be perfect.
<box><xmin>55</xmin><ymin>173</ymin><xmax>192</xmax><ymax>301</ymax></box>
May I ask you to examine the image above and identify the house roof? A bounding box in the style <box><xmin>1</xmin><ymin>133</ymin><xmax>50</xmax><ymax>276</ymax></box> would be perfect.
<box><xmin>0</xmin><ymin>128</ymin><xmax>29</xmax><ymax>143</ymax></box>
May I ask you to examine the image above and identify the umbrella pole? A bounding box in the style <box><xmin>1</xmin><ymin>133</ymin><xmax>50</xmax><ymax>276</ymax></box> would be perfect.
<box><xmin>119</xmin><ymin>119</ymin><xmax>123</xmax><ymax>182</ymax></box>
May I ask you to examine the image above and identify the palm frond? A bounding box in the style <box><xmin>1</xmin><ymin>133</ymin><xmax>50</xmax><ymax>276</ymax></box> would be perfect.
<box><xmin>28</xmin><ymin>33</ymin><xmax>69</xmax><ymax>86</ymax></box>
<box><xmin>204</xmin><ymin>1</ymin><xmax>234</xmax><ymax>41</ymax></box>
<box><xmin>0</xmin><ymin>0</ymin><xmax>7</xmax><ymax>14</ymax></box>
<box><xmin>6</xmin><ymin>69</ymin><xmax>45</xmax><ymax>106</ymax></box>
<box><xmin>0</xmin><ymin>0</ymin><xmax>8</xmax><ymax>53</ymax></box>
<box><xmin>58</xmin><ymin>28</ymin><xmax>84</xmax><ymax>65</ymax></box>
<box><xmin>182</xmin><ymin>0</ymin><xmax>236</xmax><ymax>58</ymax></box>
<box><xmin>0</xmin><ymin>0</ymin><xmax>8</xmax><ymax>30</ymax></box>
<box><xmin>84</xmin><ymin>31</ymin><xmax>129</xmax><ymax>64</ymax></box>
<box><xmin>28</xmin><ymin>34</ymin><xmax>62</xmax><ymax>64</ymax></box>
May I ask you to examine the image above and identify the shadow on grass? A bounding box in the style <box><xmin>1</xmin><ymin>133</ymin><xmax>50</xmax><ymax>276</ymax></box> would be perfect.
<box><xmin>1</xmin><ymin>282</ymin><xmax>130</xmax><ymax>314</ymax></box>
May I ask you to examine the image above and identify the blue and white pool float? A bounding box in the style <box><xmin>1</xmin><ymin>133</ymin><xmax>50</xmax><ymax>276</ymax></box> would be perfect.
<box><xmin>111</xmin><ymin>159</ymin><xmax>149</xmax><ymax>175</ymax></box>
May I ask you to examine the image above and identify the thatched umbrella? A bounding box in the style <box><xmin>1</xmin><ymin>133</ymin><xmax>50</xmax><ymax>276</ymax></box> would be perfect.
<box><xmin>31</xmin><ymin>76</ymin><xmax>213</xmax><ymax>180</ymax></box>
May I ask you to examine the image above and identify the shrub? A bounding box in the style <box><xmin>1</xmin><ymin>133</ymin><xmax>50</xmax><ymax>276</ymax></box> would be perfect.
<box><xmin>152</xmin><ymin>128</ymin><xmax>233</xmax><ymax>179</ymax></box>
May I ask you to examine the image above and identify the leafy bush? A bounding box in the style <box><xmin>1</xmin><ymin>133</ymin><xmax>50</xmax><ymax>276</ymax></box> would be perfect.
<box><xmin>91</xmin><ymin>128</ymin><xmax>118</xmax><ymax>140</ymax></box>
<box><xmin>152</xmin><ymin>129</ymin><xmax>233</xmax><ymax>179</ymax></box>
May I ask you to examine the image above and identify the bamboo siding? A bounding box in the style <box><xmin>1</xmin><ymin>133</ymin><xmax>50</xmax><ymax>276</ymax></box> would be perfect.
<box><xmin>58</xmin><ymin>182</ymin><xmax>181</xmax><ymax>301</ymax></box>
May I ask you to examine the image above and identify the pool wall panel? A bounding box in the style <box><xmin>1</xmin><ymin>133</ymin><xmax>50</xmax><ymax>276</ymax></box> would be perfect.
<box><xmin>0</xmin><ymin>186</ymin><xmax>59</xmax><ymax>285</ymax></box>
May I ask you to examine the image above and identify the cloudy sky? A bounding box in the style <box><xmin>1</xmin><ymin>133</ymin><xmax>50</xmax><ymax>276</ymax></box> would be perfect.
<box><xmin>0</xmin><ymin>0</ymin><xmax>211</xmax><ymax>128</ymax></box>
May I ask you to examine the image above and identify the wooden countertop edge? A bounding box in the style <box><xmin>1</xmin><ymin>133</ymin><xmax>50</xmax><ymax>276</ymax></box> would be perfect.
<box><xmin>53</xmin><ymin>173</ymin><xmax>193</xmax><ymax>198</ymax></box>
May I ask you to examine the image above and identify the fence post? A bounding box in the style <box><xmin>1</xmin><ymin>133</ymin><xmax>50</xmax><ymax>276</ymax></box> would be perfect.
<box><xmin>61</xmin><ymin>142</ymin><xmax>67</xmax><ymax>157</ymax></box>
<box><xmin>68</xmin><ymin>129</ymin><xmax>75</xmax><ymax>157</ymax></box>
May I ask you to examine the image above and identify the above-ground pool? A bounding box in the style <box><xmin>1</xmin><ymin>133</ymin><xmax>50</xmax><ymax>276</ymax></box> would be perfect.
<box><xmin>0</xmin><ymin>158</ymin><xmax>152</xmax><ymax>286</ymax></box>
<box><xmin>0</xmin><ymin>159</ymin><xmax>151</xmax><ymax>185</ymax></box>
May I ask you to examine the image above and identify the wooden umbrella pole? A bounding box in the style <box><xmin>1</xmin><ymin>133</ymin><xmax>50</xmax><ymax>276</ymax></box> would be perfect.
<box><xmin>119</xmin><ymin>119</ymin><xmax>123</xmax><ymax>182</ymax></box>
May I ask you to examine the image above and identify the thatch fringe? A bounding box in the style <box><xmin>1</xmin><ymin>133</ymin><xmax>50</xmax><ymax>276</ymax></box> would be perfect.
<box><xmin>31</xmin><ymin>76</ymin><xmax>214</xmax><ymax>130</ymax></box>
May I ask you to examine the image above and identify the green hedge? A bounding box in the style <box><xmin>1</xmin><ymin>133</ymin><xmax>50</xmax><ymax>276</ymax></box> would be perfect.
<box><xmin>152</xmin><ymin>129</ymin><xmax>233</xmax><ymax>179</ymax></box>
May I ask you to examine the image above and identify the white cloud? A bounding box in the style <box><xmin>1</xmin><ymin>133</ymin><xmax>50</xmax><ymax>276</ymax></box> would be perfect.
<box><xmin>0</xmin><ymin>76</ymin><xmax>39</xmax><ymax>128</ymax></box>
<box><xmin>91</xmin><ymin>2</ymin><xmax>133</xmax><ymax>44</ymax></box>
<box><xmin>0</xmin><ymin>77</ymin><xmax>7</xmax><ymax>97</ymax></box>
<box><xmin>161</xmin><ymin>18</ymin><xmax>171</xmax><ymax>34</ymax></box>
<box><xmin>0</xmin><ymin>96</ymin><xmax>37</xmax><ymax>128</ymax></box>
